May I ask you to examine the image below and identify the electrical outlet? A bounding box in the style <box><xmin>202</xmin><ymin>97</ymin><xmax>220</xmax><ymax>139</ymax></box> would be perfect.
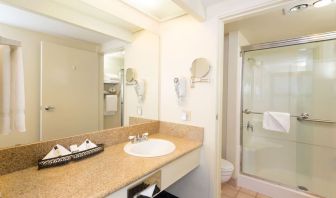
<box><xmin>181</xmin><ymin>111</ymin><xmax>191</xmax><ymax>121</ymax></box>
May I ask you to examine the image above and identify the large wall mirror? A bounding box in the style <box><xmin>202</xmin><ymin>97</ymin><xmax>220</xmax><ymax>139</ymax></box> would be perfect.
<box><xmin>0</xmin><ymin>3</ymin><xmax>159</xmax><ymax>148</ymax></box>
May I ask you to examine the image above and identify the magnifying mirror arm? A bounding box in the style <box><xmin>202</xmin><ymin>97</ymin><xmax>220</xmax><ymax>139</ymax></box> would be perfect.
<box><xmin>190</xmin><ymin>77</ymin><xmax>210</xmax><ymax>88</ymax></box>
<box><xmin>126</xmin><ymin>79</ymin><xmax>138</xmax><ymax>85</ymax></box>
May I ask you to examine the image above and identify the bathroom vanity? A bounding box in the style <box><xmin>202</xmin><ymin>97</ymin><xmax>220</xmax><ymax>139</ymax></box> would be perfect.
<box><xmin>0</xmin><ymin>127</ymin><xmax>203</xmax><ymax>198</ymax></box>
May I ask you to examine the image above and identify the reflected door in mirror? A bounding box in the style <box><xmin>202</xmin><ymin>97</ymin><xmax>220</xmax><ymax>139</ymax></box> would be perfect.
<box><xmin>41</xmin><ymin>42</ymin><xmax>99</xmax><ymax>141</ymax></box>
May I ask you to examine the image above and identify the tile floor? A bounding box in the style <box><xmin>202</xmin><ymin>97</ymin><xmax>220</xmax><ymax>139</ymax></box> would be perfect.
<box><xmin>221</xmin><ymin>183</ymin><xmax>272</xmax><ymax>198</ymax></box>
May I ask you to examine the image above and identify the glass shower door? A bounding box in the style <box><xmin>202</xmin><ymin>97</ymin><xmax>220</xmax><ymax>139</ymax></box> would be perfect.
<box><xmin>241</xmin><ymin>36</ymin><xmax>336</xmax><ymax>198</ymax></box>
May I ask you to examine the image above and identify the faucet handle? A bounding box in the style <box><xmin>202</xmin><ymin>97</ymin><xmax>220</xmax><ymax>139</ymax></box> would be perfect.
<box><xmin>128</xmin><ymin>135</ymin><xmax>136</xmax><ymax>143</ymax></box>
<box><xmin>142</xmin><ymin>132</ymin><xmax>149</xmax><ymax>140</ymax></box>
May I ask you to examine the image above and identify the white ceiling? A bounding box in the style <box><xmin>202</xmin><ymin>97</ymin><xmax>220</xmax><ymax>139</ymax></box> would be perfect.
<box><xmin>121</xmin><ymin>0</ymin><xmax>186</xmax><ymax>22</ymax></box>
<box><xmin>53</xmin><ymin>0</ymin><xmax>142</xmax><ymax>33</ymax></box>
<box><xmin>225</xmin><ymin>2</ymin><xmax>336</xmax><ymax>44</ymax></box>
<box><xmin>201</xmin><ymin>0</ymin><xmax>227</xmax><ymax>7</ymax></box>
<box><xmin>0</xmin><ymin>3</ymin><xmax>115</xmax><ymax>44</ymax></box>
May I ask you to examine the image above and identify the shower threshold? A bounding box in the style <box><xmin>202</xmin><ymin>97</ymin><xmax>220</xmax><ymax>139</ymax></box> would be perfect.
<box><xmin>238</xmin><ymin>173</ymin><xmax>325</xmax><ymax>198</ymax></box>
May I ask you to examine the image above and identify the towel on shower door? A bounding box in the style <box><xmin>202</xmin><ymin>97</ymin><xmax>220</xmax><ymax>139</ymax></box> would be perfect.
<box><xmin>263</xmin><ymin>111</ymin><xmax>290</xmax><ymax>133</ymax></box>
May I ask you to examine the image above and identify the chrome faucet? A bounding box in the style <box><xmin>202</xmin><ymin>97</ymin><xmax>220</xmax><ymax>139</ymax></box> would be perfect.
<box><xmin>128</xmin><ymin>132</ymin><xmax>149</xmax><ymax>144</ymax></box>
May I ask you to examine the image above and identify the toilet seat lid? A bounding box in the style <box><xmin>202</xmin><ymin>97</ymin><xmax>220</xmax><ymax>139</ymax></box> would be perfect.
<box><xmin>221</xmin><ymin>159</ymin><xmax>234</xmax><ymax>171</ymax></box>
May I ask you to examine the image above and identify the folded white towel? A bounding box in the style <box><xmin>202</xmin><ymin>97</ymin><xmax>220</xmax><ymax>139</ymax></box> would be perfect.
<box><xmin>104</xmin><ymin>73</ymin><xmax>119</xmax><ymax>80</ymax></box>
<box><xmin>43</xmin><ymin>144</ymin><xmax>71</xmax><ymax>160</ymax></box>
<box><xmin>138</xmin><ymin>184</ymin><xmax>158</xmax><ymax>197</ymax></box>
<box><xmin>78</xmin><ymin>139</ymin><xmax>97</xmax><ymax>151</ymax></box>
<box><xmin>105</xmin><ymin>95</ymin><xmax>118</xmax><ymax>115</ymax></box>
<box><xmin>263</xmin><ymin>111</ymin><xmax>290</xmax><ymax>133</ymax></box>
<box><xmin>104</xmin><ymin>73</ymin><xmax>120</xmax><ymax>83</ymax></box>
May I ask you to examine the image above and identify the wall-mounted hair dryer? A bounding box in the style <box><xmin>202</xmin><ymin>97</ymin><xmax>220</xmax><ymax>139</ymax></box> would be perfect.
<box><xmin>134</xmin><ymin>79</ymin><xmax>145</xmax><ymax>103</ymax></box>
<box><xmin>174</xmin><ymin>77</ymin><xmax>186</xmax><ymax>104</ymax></box>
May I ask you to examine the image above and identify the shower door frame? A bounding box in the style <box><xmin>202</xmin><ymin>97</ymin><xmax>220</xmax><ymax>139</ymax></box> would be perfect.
<box><xmin>239</xmin><ymin>31</ymin><xmax>336</xmax><ymax>196</ymax></box>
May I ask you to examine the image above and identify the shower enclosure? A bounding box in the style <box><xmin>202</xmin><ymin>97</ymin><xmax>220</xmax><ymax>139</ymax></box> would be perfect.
<box><xmin>241</xmin><ymin>32</ymin><xmax>336</xmax><ymax>198</ymax></box>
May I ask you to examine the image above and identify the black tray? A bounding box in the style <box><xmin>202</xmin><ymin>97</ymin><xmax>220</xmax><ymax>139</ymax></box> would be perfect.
<box><xmin>38</xmin><ymin>144</ymin><xmax>104</xmax><ymax>169</ymax></box>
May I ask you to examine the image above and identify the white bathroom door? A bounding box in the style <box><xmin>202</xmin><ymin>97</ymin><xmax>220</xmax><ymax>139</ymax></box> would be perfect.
<box><xmin>40</xmin><ymin>41</ymin><xmax>99</xmax><ymax>141</ymax></box>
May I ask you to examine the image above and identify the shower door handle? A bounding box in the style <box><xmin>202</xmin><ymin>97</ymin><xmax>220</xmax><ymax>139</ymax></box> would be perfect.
<box><xmin>44</xmin><ymin>105</ymin><xmax>55</xmax><ymax>111</ymax></box>
<box><xmin>246</xmin><ymin>121</ymin><xmax>254</xmax><ymax>132</ymax></box>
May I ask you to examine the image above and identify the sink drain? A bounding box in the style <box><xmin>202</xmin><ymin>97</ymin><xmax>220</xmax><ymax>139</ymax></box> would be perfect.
<box><xmin>298</xmin><ymin>186</ymin><xmax>309</xmax><ymax>191</ymax></box>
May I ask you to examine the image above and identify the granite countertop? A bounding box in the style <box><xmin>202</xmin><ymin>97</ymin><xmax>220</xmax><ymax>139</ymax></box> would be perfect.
<box><xmin>0</xmin><ymin>133</ymin><xmax>202</xmax><ymax>198</ymax></box>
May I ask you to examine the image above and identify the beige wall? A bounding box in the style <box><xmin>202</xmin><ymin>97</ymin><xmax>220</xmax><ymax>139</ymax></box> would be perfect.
<box><xmin>124</xmin><ymin>30</ymin><xmax>159</xmax><ymax>125</ymax></box>
<box><xmin>0</xmin><ymin>23</ymin><xmax>99</xmax><ymax>148</ymax></box>
<box><xmin>160</xmin><ymin>15</ymin><xmax>218</xmax><ymax>198</ymax></box>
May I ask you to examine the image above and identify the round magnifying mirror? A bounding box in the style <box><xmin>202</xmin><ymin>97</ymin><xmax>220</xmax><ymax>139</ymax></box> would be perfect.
<box><xmin>191</xmin><ymin>58</ymin><xmax>210</xmax><ymax>78</ymax></box>
<box><xmin>126</xmin><ymin>68</ymin><xmax>135</xmax><ymax>83</ymax></box>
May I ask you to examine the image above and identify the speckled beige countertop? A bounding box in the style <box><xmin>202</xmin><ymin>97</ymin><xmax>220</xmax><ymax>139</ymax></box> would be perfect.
<box><xmin>0</xmin><ymin>133</ymin><xmax>202</xmax><ymax>198</ymax></box>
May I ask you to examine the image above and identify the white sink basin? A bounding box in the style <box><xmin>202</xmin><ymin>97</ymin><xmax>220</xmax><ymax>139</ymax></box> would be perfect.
<box><xmin>124</xmin><ymin>138</ymin><xmax>176</xmax><ymax>157</ymax></box>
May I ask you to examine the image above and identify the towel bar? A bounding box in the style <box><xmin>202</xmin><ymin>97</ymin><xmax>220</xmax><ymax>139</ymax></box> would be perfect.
<box><xmin>242</xmin><ymin>109</ymin><xmax>336</xmax><ymax>124</ymax></box>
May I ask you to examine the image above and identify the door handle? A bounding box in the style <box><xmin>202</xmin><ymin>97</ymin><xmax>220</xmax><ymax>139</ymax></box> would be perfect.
<box><xmin>44</xmin><ymin>106</ymin><xmax>55</xmax><ymax>111</ymax></box>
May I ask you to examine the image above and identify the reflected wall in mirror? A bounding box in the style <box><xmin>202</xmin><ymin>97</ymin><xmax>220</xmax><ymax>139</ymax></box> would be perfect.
<box><xmin>0</xmin><ymin>3</ymin><xmax>159</xmax><ymax>148</ymax></box>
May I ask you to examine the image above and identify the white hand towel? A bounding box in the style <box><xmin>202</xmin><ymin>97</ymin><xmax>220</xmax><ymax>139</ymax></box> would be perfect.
<box><xmin>105</xmin><ymin>95</ymin><xmax>118</xmax><ymax>114</ymax></box>
<box><xmin>138</xmin><ymin>184</ymin><xmax>157</xmax><ymax>197</ymax></box>
<box><xmin>43</xmin><ymin>144</ymin><xmax>71</xmax><ymax>160</ymax></box>
<box><xmin>0</xmin><ymin>45</ymin><xmax>11</xmax><ymax>134</ymax></box>
<box><xmin>263</xmin><ymin>111</ymin><xmax>290</xmax><ymax>133</ymax></box>
<box><xmin>11</xmin><ymin>47</ymin><xmax>25</xmax><ymax>132</ymax></box>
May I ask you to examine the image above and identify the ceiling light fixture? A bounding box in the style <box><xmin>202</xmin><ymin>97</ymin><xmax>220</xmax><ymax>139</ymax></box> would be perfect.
<box><xmin>289</xmin><ymin>4</ymin><xmax>309</xmax><ymax>12</ymax></box>
<box><xmin>313</xmin><ymin>0</ymin><xmax>333</xmax><ymax>8</ymax></box>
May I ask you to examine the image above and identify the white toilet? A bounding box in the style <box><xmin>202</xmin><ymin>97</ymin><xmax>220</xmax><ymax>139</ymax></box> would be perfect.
<box><xmin>221</xmin><ymin>159</ymin><xmax>234</xmax><ymax>183</ymax></box>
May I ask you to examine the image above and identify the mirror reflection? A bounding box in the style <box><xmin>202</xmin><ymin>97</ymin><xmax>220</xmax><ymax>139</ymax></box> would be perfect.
<box><xmin>103</xmin><ymin>52</ymin><xmax>124</xmax><ymax>130</ymax></box>
<box><xmin>0</xmin><ymin>4</ymin><xmax>159</xmax><ymax>148</ymax></box>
